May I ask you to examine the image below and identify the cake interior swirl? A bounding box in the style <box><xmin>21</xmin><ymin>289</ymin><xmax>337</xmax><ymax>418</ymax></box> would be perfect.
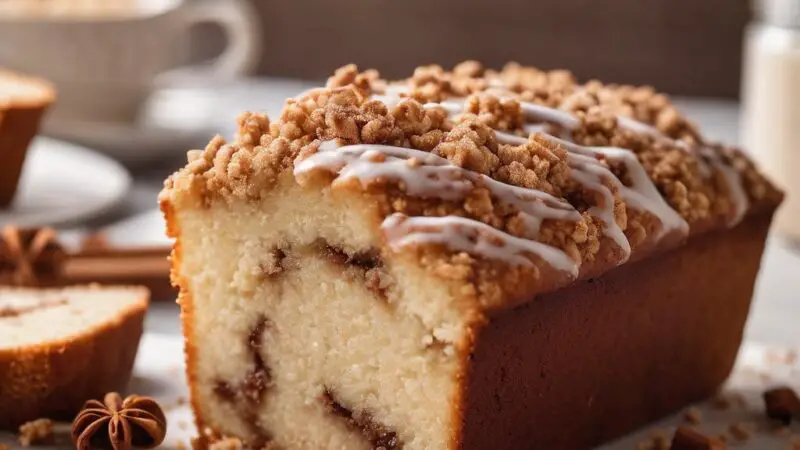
<box><xmin>160</xmin><ymin>62</ymin><xmax>783</xmax><ymax>449</ymax></box>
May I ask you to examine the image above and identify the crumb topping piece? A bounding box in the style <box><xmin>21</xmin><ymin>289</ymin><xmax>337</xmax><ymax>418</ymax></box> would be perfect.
<box><xmin>18</xmin><ymin>418</ymin><xmax>53</xmax><ymax>447</ymax></box>
<box><xmin>669</xmin><ymin>426</ymin><xmax>725</xmax><ymax>450</ymax></box>
<box><xmin>764</xmin><ymin>386</ymin><xmax>800</xmax><ymax>425</ymax></box>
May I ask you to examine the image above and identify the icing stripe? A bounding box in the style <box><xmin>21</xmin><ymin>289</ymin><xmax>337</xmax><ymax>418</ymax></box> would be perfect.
<box><xmin>295</xmin><ymin>142</ymin><xmax>582</xmax><ymax>272</ymax></box>
<box><xmin>699</xmin><ymin>147</ymin><xmax>749</xmax><ymax>226</ymax></box>
<box><xmin>382</xmin><ymin>213</ymin><xmax>580</xmax><ymax>277</ymax></box>
<box><xmin>548</xmin><ymin>135</ymin><xmax>690</xmax><ymax>239</ymax></box>
<box><xmin>295</xmin><ymin>144</ymin><xmax>581</xmax><ymax>239</ymax></box>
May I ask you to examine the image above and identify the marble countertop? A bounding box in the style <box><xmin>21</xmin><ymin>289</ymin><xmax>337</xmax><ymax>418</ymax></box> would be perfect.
<box><xmin>91</xmin><ymin>79</ymin><xmax>798</xmax><ymax>348</ymax></box>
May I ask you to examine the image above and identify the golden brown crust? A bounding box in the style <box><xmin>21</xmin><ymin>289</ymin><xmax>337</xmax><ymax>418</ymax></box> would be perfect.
<box><xmin>459</xmin><ymin>212</ymin><xmax>773</xmax><ymax>449</ymax></box>
<box><xmin>161</xmin><ymin>199</ymin><xmax>210</xmax><ymax>447</ymax></box>
<box><xmin>0</xmin><ymin>285</ymin><xmax>148</xmax><ymax>429</ymax></box>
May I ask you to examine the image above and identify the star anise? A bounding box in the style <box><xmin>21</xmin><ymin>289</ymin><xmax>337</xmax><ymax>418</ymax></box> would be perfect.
<box><xmin>71</xmin><ymin>392</ymin><xmax>167</xmax><ymax>450</ymax></box>
<box><xmin>0</xmin><ymin>225</ymin><xmax>66</xmax><ymax>286</ymax></box>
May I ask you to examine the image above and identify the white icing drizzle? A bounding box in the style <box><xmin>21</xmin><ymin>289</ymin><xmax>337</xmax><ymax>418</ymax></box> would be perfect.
<box><xmin>295</xmin><ymin>142</ymin><xmax>583</xmax><ymax>272</ymax></box>
<box><xmin>295</xmin><ymin>143</ymin><xmax>581</xmax><ymax>239</ymax></box>
<box><xmin>382</xmin><ymin>213</ymin><xmax>580</xmax><ymax>276</ymax></box>
<box><xmin>519</xmin><ymin>102</ymin><xmax>581</xmax><ymax>129</ymax></box>
<box><xmin>567</xmin><ymin>153</ymin><xmax>631</xmax><ymax>260</ymax></box>
<box><xmin>699</xmin><ymin>147</ymin><xmax>749</xmax><ymax>226</ymax></box>
<box><xmin>616</xmin><ymin>115</ymin><xmax>661</xmax><ymax>135</ymax></box>
<box><xmin>429</xmin><ymin>83</ymin><xmax>745</xmax><ymax>228</ymax></box>
<box><xmin>548</xmin><ymin>135</ymin><xmax>690</xmax><ymax>239</ymax></box>
<box><xmin>413</xmin><ymin>97</ymin><xmax>647</xmax><ymax>250</ymax></box>
<box><xmin>614</xmin><ymin>114</ymin><xmax>749</xmax><ymax>227</ymax></box>
<box><xmin>417</xmin><ymin>96</ymin><xmax>691</xmax><ymax>243</ymax></box>
<box><xmin>286</xmin><ymin>79</ymin><xmax>748</xmax><ymax>277</ymax></box>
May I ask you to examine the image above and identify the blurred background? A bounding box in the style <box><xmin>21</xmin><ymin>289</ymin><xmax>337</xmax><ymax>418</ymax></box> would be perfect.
<box><xmin>0</xmin><ymin>0</ymin><xmax>797</xmax><ymax>343</ymax></box>
<box><xmin>222</xmin><ymin>0</ymin><xmax>750</xmax><ymax>97</ymax></box>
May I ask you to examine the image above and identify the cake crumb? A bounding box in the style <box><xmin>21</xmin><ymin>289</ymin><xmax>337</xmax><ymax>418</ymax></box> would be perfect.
<box><xmin>179</xmin><ymin>419</ymin><xmax>189</xmax><ymax>430</ymax></box>
<box><xmin>770</xmin><ymin>423</ymin><xmax>792</xmax><ymax>436</ymax></box>
<box><xmin>209</xmin><ymin>437</ymin><xmax>244</xmax><ymax>450</ymax></box>
<box><xmin>645</xmin><ymin>428</ymin><xmax>671</xmax><ymax>450</ymax></box>
<box><xmin>728</xmin><ymin>421</ymin><xmax>753</xmax><ymax>441</ymax></box>
<box><xmin>655</xmin><ymin>435</ymin><xmax>671</xmax><ymax>450</ymax></box>
<box><xmin>713</xmin><ymin>392</ymin><xmax>746</xmax><ymax>410</ymax></box>
<box><xmin>17</xmin><ymin>418</ymin><xmax>54</xmax><ymax>446</ymax></box>
<box><xmin>669</xmin><ymin>426</ymin><xmax>725</xmax><ymax>450</ymax></box>
<box><xmin>712</xmin><ymin>393</ymin><xmax>732</xmax><ymax>410</ymax></box>
<box><xmin>683</xmin><ymin>406</ymin><xmax>703</xmax><ymax>425</ymax></box>
<box><xmin>175</xmin><ymin>442</ymin><xmax>188</xmax><ymax>450</ymax></box>
<box><xmin>764</xmin><ymin>386</ymin><xmax>800</xmax><ymax>424</ymax></box>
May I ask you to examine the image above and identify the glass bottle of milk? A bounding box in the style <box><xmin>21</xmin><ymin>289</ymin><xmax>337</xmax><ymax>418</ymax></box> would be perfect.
<box><xmin>742</xmin><ymin>0</ymin><xmax>800</xmax><ymax>243</ymax></box>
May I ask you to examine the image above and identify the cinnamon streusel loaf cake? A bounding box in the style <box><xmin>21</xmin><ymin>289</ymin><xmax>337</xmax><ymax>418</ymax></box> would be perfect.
<box><xmin>0</xmin><ymin>285</ymin><xmax>148</xmax><ymax>429</ymax></box>
<box><xmin>161</xmin><ymin>62</ymin><xmax>783</xmax><ymax>450</ymax></box>
<box><xmin>0</xmin><ymin>69</ymin><xmax>55</xmax><ymax>207</ymax></box>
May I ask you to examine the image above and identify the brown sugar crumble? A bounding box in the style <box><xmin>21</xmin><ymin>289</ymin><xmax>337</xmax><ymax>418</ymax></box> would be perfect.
<box><xmin>727</xmin><ymin>421</ymin><xmax>754</xmax><ymax>441</ymax></box>
<box><xmin>712</xmin><ymin>392</ymin><xmax>746</xmax><ymax>411</ymax></box>
<box><xmin>669</xmin><ymin>426</ymin><xmax>725</xmax><ymax>450</ymax></box>
<box><xmin>764</xmin><ymin>386</ymin><xmax>800</xmax><ymax>425</ymax></box>
<box><xmin>683</xmin><ymin>406</ymin><xmax>703</xmax><ymax>425</ymax></box>
<box><xmin>208</xmin><ymin>437</ymin><xmax>244</xmax><ymax>450</ymax></box>
<box><xmin>17</xmin><ymin>418</ymin><xmax>53</xmax><ymax>446</ymax></box>
<box><xmin>160</xmin><ymin>61</ymin><xmax>782</xmax><ymax>306</ymax></box>
<box><xmin>635</xmin><ymin>429</ymin><xmax>672</xmax><ymax>450</ymax></box>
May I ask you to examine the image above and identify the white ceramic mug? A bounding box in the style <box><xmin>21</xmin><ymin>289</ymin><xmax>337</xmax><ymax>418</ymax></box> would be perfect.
<box><xmin>0</xmin><ymin>0</ymin><xmax>262</xmax><ymax>123</ymax></box>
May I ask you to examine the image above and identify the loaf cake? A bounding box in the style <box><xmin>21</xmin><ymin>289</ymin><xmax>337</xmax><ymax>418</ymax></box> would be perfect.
<box><xmin>0</xmin><ymin>69</ymin><xmax>55</xmax><ymax>207</ymax></box>
<box><xmin>0</xmin><ymin>285</ymin><xmax>149</xmax><ymax>429</ymax></box>
<box><xmin>160</xmin><ymin>62</ymin><xmax>783</xmax><ymax>449</ymax></box>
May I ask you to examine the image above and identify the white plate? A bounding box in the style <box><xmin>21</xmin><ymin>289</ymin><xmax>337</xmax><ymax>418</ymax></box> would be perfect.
<box><xmin>0</xmin><ymin>137</ymin><xmax>131</xmax><ymax>227</ymax></box>
<box><xmin>3</xmin><ymin>335</ymin><xmax>798</xmax><ymax>449</ymax></box>
<box><xmin>43</xmin><ymin>119</ymin><xmax>210</xmax><ymax>167</ymax></box>
<box><xmin>86</xmin><ymin>209</ymin><xmax>172</xmax><ymax>248</ymax></box>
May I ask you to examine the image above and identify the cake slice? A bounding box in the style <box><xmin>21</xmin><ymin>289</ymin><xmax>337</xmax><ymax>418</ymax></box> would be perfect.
<box><xmin>0</xmin><ymin>69</ymin><xmax>55</xmax><ymax>207</ymax></box>
<box><xmin>0</xmin><ymin>285</ymin><xmax>148</xmax><ymax>429</ymax></box>
<box><xmin>161</xmin><ymin>62</ymin><xmax>782</xmax><ymax>449</ymax></box>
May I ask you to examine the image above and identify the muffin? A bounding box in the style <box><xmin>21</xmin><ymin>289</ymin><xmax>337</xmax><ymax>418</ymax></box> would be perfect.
<box><xmin>0</xmin><ymin>69</ymin><xmax>55</xmax><ymax>207</ymax></box>
<box><xmin>0</xmin><ymin>285</ymin><xmax>149</xmax><ymax>429</ymax></box>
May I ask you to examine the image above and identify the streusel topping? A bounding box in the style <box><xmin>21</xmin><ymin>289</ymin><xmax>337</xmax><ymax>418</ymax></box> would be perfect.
<box><xmin>162</xmin><ymin>61</ymin><xmax>781</xmax><ymax>304</ymax></box>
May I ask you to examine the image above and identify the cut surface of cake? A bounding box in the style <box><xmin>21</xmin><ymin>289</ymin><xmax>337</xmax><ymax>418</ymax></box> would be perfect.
<box><xmin>161</xmin><ymin>62</ymin><xmax>783</xmax><ymax>449</ymax></box>
<box><xmin>0</xmin><ymin>285</ymin><xmax>149</xmax><ymax>429</ymax></box>
<box><xmin>0</xmin><ymin>69</ymin><xmax>55</xmax><ymax>207</ymax></box>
